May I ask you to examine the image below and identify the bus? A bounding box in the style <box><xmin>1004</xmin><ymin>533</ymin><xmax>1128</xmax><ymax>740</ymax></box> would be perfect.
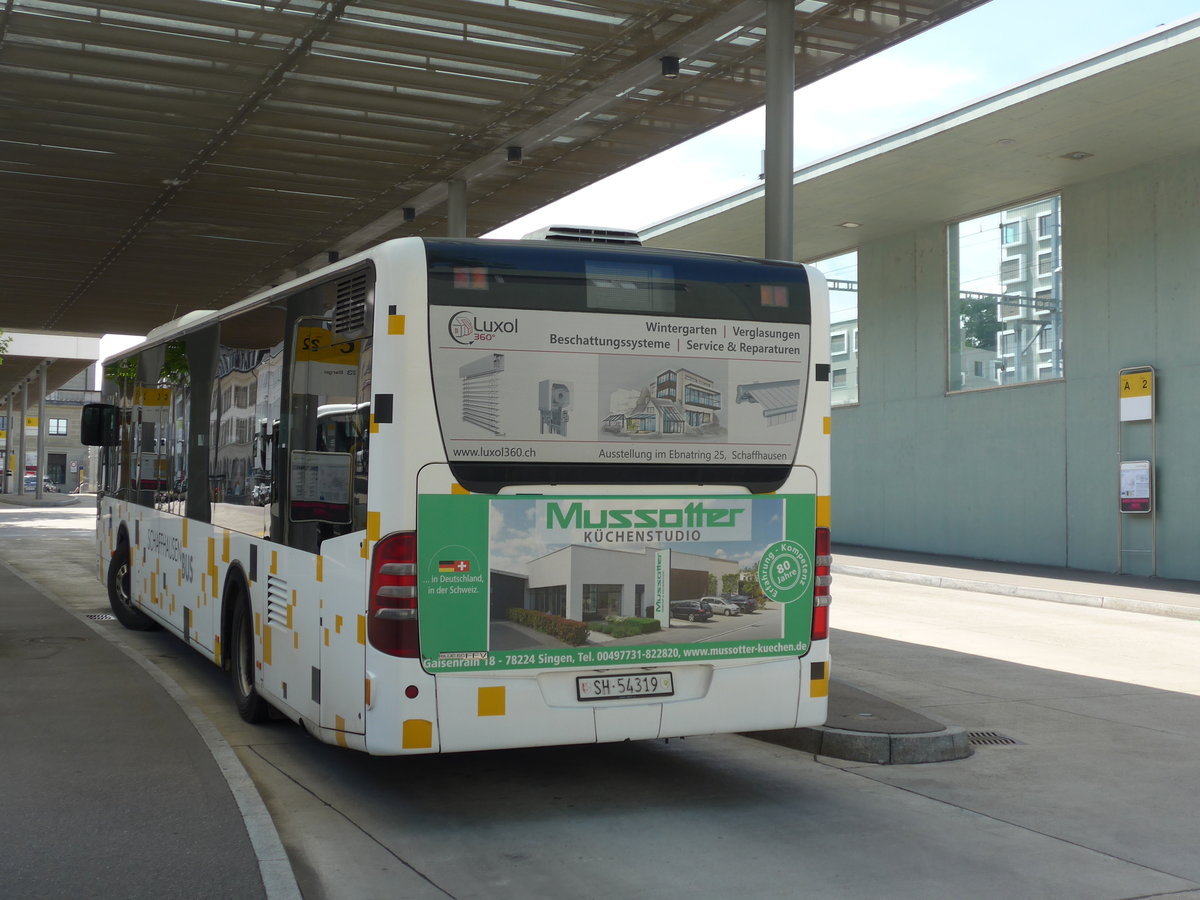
<box><xmin>83</xmin><ymin>236</ymin><xmax>832</xmax><ymax>755</ymax></box>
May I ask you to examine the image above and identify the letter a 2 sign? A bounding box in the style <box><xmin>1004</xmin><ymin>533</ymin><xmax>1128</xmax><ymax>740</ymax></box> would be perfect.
<box><xmin>1118</xmin><ymin>369</ymin><xmax>1153</xmax><ymax>422</ymax></box>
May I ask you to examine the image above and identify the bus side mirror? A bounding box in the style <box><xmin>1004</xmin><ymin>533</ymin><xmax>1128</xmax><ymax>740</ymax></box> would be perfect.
<box><xmin>81</xmin><ymin>403</ymin><xmax>120</xmax><ymax>446</ymax></box>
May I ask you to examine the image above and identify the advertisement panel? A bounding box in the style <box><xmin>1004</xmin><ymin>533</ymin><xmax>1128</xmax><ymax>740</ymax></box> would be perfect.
<box><xmin>416</xmin><ymin>492</ymin><xmax>816</xmax><ymax>672</ymax></box>
<box><xmin>430</xmin><ymin>305</ymin><xmax>809</xmax><ymax>467</ymax></box>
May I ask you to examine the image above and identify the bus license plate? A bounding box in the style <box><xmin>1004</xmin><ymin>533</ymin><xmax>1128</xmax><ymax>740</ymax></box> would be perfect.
<box><xmin>576</xmin><ymin>672</ymin><xmax>674</xmax><ymax>702</ymax></box>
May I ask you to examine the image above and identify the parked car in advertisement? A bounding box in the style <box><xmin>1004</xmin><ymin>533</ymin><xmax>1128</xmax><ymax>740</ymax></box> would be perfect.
<box><xmin>700</xmin><ymin>595</ymin><xmax>742</xmax><ymax>616</ymax></box>
<box><xmin>669</xmin><ymin>600</ymin><xmax>713</xmax><ymax>622</ymax></box>
<box><xmin>722</xmin><ymin>593</ymin><xmax>758</xmax><ymax>614</ymax></box>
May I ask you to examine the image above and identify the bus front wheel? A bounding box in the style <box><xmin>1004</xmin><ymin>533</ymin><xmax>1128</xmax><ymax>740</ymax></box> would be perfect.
<box><xmin>106</xmin><ymin>541</ymin><xmax>158</xmax><ymax>631</ymax></box>
<box><xmin>230</xmin><ymin>597</ymin><xmax>271</xmax><ymax>723</ymax></box>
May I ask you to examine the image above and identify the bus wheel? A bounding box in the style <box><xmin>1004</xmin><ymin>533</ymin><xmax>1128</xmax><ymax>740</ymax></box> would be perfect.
<box><xmin>230</xmin><ymin>596</ymin><xmax>270</xmax><ymax>723</ymax></box>
<box><xmin>106</xmin><ymin>541</ymin><xmax>158</xmax><ymax>631</ymax></box>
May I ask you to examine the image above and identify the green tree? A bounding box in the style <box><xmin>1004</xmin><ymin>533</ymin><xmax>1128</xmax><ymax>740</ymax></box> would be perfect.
<box><xmin>0</xmin><ymin>329</ymin><xmax>10</xmax><ymax>363</ymax></box>
<box><xmin>740</xmin><ymin>568</ymin><xmax>761</xmax><ymax>600</ymax></box>
<box><xmin>960</xmin><ymin>299</ymin><xmax>1000</xmax><ymax>351</ymax></box>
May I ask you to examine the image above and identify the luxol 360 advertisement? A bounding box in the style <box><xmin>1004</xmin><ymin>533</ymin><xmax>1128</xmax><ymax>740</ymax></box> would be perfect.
<box><xmin>431</xmin><ymin>305</ymin><xmax>810</xmax><ymax>464</ymax></box>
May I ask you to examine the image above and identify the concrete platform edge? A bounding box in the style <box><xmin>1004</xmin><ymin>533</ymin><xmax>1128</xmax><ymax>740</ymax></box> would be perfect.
<box><xmin>835</xmin><ymin>564</ymin><xmax>1200</xmax><ymax>622</ymax></box>
<box><xmin>744</xmin><ymin>724</ymin><xmax>972</xmax><ymax>765</ymax></box>
<box><xmin>1</xmin><ymin>558</ymin><xmax>302</xmax><ymax>900</ymax></box>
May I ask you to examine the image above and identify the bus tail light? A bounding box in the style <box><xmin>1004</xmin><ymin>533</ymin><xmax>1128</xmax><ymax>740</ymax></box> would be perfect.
<box><xmin>812</xmin><ymin>527</ymin><xmax>831</xmax><ymax>641</ymax></box>
<box><xmin>368</xmin><ymin>532</ymin><xmax>420</xmax><ymax>658</ymax></box>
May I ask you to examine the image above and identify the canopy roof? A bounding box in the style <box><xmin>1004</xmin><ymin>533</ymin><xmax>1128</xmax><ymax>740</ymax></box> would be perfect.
<box><xmin>1</xmin><ymin>0</ymin><xmax>985</xmax><ymax>351</ymax></box>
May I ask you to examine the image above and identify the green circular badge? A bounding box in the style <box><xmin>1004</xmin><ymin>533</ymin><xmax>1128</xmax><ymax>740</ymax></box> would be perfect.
<box><xmin>758</xmin><ymin>540</ymin><xmax>813</xmax><ymax>603</ymax></box>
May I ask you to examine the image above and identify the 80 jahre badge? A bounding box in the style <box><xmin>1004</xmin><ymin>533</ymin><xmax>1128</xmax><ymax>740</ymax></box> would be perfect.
<box><xmin>758</xmin><ymin>540</ymin><xmax>813</xmax><ymax>604</ymax></box>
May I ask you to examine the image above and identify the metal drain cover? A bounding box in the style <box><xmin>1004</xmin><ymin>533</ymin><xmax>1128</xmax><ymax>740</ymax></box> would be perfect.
<box><xmin>968</xmin><ymin>730</ymin><xmax>1023</xmax><ymax>746</ymax></box>
<box><xmin>85</xmin><ymin>613</ymin><xmax>117</xmax><ymax>621</ymax></box>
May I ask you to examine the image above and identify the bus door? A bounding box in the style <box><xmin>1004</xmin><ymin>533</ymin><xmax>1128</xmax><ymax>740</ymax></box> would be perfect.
<box><xmin>286</xmin><ymin>312</ymin><xmax>370</xmax><ymax>736</ymax></box>
<box><xmin>135</xmin><ymin>386</ymin><xmax>172</xmax><ymax>506</ymax></box>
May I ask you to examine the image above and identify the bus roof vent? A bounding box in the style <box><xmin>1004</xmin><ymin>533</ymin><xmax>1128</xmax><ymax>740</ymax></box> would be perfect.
<box><xmin>146</xmin><ymin>309</ymin><xmax>217</xmax><ymax>342</ymax></box>
<box><xmin>333</xmin><ymin>270</ymin><xmax>371</xmax><ymax>339</ymax></box>
<box><xmin>521</xmin><ymin>225</ymin><xmax>642</xmax><ymax>246</ymax></box>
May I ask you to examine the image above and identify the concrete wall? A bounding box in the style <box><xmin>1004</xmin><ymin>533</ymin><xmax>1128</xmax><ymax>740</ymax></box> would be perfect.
<box><xmin>833</xmin><ymin>149</ymin><xmax>1200</xmax><ymax>579</ymax></box>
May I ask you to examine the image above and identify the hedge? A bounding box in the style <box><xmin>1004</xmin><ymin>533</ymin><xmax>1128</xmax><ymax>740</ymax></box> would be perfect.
<box><xmin>589</xmin><ymin>617</ymin><xmax>662</xmax><ymax>639</ymax></box>
<box><xmin>507</xmin><ymin>608</ymin><xmax>590</xmax><ymax>646</ymax></box>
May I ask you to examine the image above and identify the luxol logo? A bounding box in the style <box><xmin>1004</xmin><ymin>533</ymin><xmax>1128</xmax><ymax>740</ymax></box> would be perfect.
<box><xmin>449</xmin><ymin>310</ymin><xmax>518</xmax><ymax>346</ymax></box>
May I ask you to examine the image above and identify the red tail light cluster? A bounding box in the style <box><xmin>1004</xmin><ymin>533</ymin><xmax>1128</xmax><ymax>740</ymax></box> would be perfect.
<box><xmin>368</xmin><ymin>532</ymin><xmax>420</xmax><ymax>658</ymax></box>
<box><xmin>811</xmin><ymin>527</ymin><xmax>831</xmax><ymax>641</ymax></box>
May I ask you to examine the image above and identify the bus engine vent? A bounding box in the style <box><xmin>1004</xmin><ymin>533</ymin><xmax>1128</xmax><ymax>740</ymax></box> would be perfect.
<box><xmin>522</xmin><ymin>225</ymin><xmax>642</xmax><ymax>245</ymax></box>
<box><xmin>333</xmin><ymin>271</ymin><xmax>371</xmax><ymax>339</ymax></box>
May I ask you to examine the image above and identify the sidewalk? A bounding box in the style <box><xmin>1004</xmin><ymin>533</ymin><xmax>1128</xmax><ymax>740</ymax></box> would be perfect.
<box><xmin>0</xmin><ymin>561</ymin><xmax>274</xmax><ymax>898</ymax></box>
<box><xmin>834</xmin><ymin>544</ymin><xmax>1200</xmax><ymax>622</ymax></box>
<box><xmin>0</xmin><ymin>490</ymin><xmax>92</xmax><ymax>508</ymax></box>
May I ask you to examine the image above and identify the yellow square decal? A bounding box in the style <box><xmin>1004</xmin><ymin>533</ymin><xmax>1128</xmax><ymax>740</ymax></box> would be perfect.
<box><xmin>403</xmin><ymin>719</ymin><xmax>433</xmax><ymax>749</ymax></box>
<box><xmin>478</xmin><ymin>686</ymin><xmax>506</xmax><ymax>717</ymax></box>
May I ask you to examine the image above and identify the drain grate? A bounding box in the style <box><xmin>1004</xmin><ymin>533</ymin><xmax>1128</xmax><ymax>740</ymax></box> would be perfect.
<box><xmin>85</xmin><ymin>613</ymin><xmax>117</xmax><ymax>622</ymax></box>
<box><xmin>968</xmin><ymin>730</ymin><xmax>1023</xmax><ymax>746</ymax></box>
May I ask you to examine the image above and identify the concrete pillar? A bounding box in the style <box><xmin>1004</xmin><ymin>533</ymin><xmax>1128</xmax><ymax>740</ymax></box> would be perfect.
<box><xmin>2</xmin><ymin>393</ymin><xmax>10</xmax><ymax>492</ymax></box>
<box><xmin>764</xmin><ymin>0</ymin><xmax>795</xmax><ymax>262</ymax></box>
<box><xmin>18</xmin><ymin>380</ymin><xmax>27</xmax><ymax>495</ymax></box>
<box><xmin>36</xmin><ymin>363</ymin><xmax>47</xmax><ymax>498</ymax></box>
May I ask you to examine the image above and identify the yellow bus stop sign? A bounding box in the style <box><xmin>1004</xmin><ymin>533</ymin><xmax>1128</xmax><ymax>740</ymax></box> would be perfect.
<box><xmin>1118</xmin><ymin>370</ymin><xmax>1153</xmax><ymax>422</ymax></box>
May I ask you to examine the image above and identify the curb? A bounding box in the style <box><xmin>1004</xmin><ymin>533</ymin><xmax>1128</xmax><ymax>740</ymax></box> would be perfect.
<box><xmin>834</xmin><ymin>564</ymin><xmax>1200</xmax><ymax>622</ymax></box>
<box><xmin>745</xmin><ymin>724</ymin><xmax>973</xmax><ymax>765</ymax></box>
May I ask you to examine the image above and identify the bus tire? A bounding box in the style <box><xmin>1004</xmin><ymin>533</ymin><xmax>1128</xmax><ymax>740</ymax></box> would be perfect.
<box><xmin>106</xmin><ymin>541</ymin><xmax>159</xmax><ymax>631</ymax></box>
<box><xmin>230</xmin><ymin>595</ymin><xmax>271</xmax><ymax>723</ymax></box>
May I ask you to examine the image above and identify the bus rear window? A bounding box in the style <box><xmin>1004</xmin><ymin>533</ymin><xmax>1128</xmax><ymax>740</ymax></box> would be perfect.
<box><xmin>427</xmin><ymin>240</ymin><xmax>810</xmax><ymax>326</ymax></box>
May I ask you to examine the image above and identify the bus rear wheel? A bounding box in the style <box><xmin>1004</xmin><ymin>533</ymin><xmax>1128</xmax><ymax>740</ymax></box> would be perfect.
<box><xmin>230</xmin><ymin>597</ymin><xmax>271</xmax><ymax>723</ymax></box>
<box><xmin>106</xmin><ymin>541</ymin><xmax>158</xmax><ymax>631</ymax></box>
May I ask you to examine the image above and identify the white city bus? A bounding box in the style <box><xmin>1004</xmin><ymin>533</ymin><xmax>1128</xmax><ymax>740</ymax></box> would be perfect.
<box><xmin>83</xmin><ymin>236</ymin><xmax>832</xmax><ymax>755</ymax></box>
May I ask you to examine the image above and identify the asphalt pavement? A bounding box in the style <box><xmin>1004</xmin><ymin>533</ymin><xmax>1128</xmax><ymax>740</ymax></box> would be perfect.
<box><xmin>761</xmin><ymin>543</ymin><xmax>1200</xmax><ymax>764</ymax></box>
<box><xmin>2</xmin><ymin>490</ymin><xmax>1196</xmax><ymax>894</ymax></box>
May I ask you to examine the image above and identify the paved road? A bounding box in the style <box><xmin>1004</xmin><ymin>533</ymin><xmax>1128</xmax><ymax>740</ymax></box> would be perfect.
<box><xmin>5</xmin><ymin>502</ymin><xmax>1198</xmax><ymax>899</ymax></box>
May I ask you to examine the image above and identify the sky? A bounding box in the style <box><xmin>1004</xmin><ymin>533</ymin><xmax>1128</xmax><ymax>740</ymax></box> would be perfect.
<box><xmin>100</xmin><ymin>0</ymin><xmax>1200</xmax><ymax>360</ymax></box>
<box><xmin>485</xmin><ymin>0</ymin><xmax>1200</xmax><ymax>241</ymax></box>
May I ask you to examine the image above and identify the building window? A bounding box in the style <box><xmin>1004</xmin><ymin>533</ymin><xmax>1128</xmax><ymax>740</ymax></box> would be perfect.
<box><xmin>810</xmin><ymin>250</ymin><xmax>859</xmax><ymax>406</ymax></box>
<box><xmin>683</xmin><ymin>385</ymin><xmax>720</xmax><ymax>409</ymax></box>
<box><xmin>530</xmin><ymin>585</ymin><xmax>566</xmax><ymax>618</ymax></box>
<box><xmin>48</xmin><ymin>418</ymin><xmax>68</xmax><ymax>436</ymax></box>
<box><xmin>948</xmin><ymin>196</ymin><xmax>1063</xmax><ymax>391</ymax></box>
<box><xmin>582</xmin><ymin>583</ymin><xmax>622</xmax><ymax>621</ymax></box>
